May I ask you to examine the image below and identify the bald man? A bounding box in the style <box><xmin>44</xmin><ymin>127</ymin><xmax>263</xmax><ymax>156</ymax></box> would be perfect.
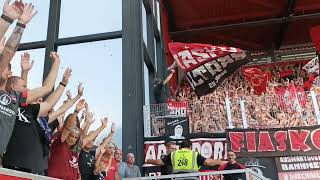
<box><xmin>122</xmin><ymin>153</ymin><xmax>141</xmax><ymax>178</ymax></box>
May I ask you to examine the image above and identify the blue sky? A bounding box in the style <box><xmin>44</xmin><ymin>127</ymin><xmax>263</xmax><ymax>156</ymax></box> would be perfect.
<box><xmin>0</xmin><ymin>0</ymin><xmax>123</xmax><ymax>147</ymax></box>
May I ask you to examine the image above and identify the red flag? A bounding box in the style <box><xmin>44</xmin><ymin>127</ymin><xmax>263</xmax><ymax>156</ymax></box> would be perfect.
<box><xmin>242</xmin><ymin>68</ymin><xmax>269</xmax><ymax>95</ymax></box>
<box><xmin>168</xmin><ymin>42</ymin><xmax>242</xmax><ymax>72</ymax></box>
<box><xmin>310</xmin><ymin>25</ymin><xmax>320</xmax><ymax>52</ymax></box>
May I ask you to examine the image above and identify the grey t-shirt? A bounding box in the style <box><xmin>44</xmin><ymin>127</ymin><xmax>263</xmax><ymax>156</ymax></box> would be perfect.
<box><xmin>123</xmin><ymin>164</ymin><xmax>141</xmax><ymax>178</ymax></box>
<box><xmin>0</xmin><ymin>90</ymin><xmax>27</xmax><ymax>154</ymax></box>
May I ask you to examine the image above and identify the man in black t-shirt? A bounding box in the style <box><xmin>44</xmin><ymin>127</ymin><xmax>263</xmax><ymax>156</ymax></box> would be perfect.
<box><xmin>79</xmin><ymin>121</ymin><xmax>115</xmax><ymax>180</ymax></box>
<box><xmin>153</xmin><ymin>69</ymin><xmax>175</xmax><ymax>104</ymax></box>
<box><xmin>218</xmin><ymin>150</ymin><xmax>245</xmax><ymax>180</ymax></box>
<box><xmin>3</xmin><ymin>67</ymin><xmax>79</xmax><ymax>174</ymax></box>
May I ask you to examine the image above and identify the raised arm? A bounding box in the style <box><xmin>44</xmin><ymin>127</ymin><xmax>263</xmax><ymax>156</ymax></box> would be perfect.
<box><xmin>163</xmin><ymin>69</ymin><xmax>175</xmax><ymax>85</ymax></box>
<box><xmin>94</xmin><ymin>146</ymin><xmax>106</xmax><ymax>175</ymax></box>
<box><xmin>26</xmin><ymin>52</ymin><xmax>60</xmax><ymax>103</ymax></box>
<box><xmin>204</xmin><ymin>159</ymin><xmax>224</xmax><ymax>167</ymax></box>
<box><xmin>48</xmin><ymin>85</ymin><xmax>83</xmax><ymax>123</ymax></box>
<box><xmin>81</xmin><ymin>107</ymin><xmax>94</xmax><ymax>136</ymax></box>
<box><xmin>38</xmin><ymin>68</ymin><xmax>72</xmax><ymax>118</ymax></box>
<box><xmin>99</xmin><ymin>123</ymin><xmax>116</xmax><ymax>149</ymax></box>
<box><xmin>0</xmin><ymin>0</ymin><xmax>23</xmax><ymax>39</ymax></box>
<box><xmin>20</xmin><ymin>52</ymin><xmax>33</xmax><ymax>84</ymax></box>
<box><xmin>0</xmin><ymin>2</ymin><xmax>36</xmax><ymax>75</ymax></box>
<box><xmin>81</xmin><ymin>117</ymin><xmax>108</xmax><ymax>148</ymax></box>
<box><xmin>61</xmin><ymin>99</ymin><xmax>86</xmax><ymax>142</ymax></box>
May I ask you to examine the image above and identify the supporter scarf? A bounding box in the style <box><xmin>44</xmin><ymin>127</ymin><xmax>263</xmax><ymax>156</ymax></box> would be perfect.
<box><xmin>242</xmin><ymin>67</ymin><xmax>270</xmax><ymax>95</ymax></box>
<box><xmin>168</xmin><ymin>42</ymin><xmax>252</xmax><ymax>96</ymax></box>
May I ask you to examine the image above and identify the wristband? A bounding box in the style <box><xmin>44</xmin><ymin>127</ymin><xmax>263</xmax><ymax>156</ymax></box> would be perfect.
<box><xmin>1</xmin><ymin>14</ymin><xmax>13</xmax><ymax>24</ymax></box>
<box><xmin>59</xmin><ymin>82</ymin><xmax>67</xmax><ymax>87</ymax></box>
<box><xmin>16</xmin><ymin>22</ymin><xmax>26</xmax><ymax>28</ymax></box>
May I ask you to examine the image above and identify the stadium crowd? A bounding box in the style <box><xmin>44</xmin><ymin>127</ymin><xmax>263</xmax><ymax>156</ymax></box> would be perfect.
<box><xmin>151</xmin><ymin>61</ymin><xmax>320</xmax><ymax>136</ymax></box>
<box><xmin>172</xmin><ymin>63</ymin><xmax>320</xmax><ymax>134</ymax></box>
<box><xmin>1</xmin><ymin>0</ymin><xmax>320</xmax><ymax>179</ymax></box>
<box><xmin>0</xmin><ymin>1</ymin><xmax>143</xmax><ymax>180</ymax></box>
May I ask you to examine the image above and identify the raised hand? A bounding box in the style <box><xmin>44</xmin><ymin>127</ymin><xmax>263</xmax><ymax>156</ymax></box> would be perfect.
<box><xmin>62</xmin><ymin>68</ymin><xmax>72</xmax><ymax>85</ymax></box>
<box><xmin>111</xmin><ymin>122</ymin><xmax>116</xmax><ymax>133</ymax></box>
<box><xmin>86</xmin><ymin>112</ymin><xmax>95</xmax><ymax>124</ymax></box>
<box><xmin>101</xmin><ymin>117</ymin><xmax>108</xmax><ymax>127</ymax></box>
<box><xmin>66</xmin><ymin>90</ymin><xmax>72</xmax><ymax>100</ymax></box>
<box><xmin>77</xmin><ymin>83</ymin><xmax>84</xmax><ymax>96</ymax></box>
<box><xmin>0</xmin><ymin>37</ymin><xmax>6</xmax><ymax>54</ymax></box>
<box><xmin>20</xmin><ymin>52</ymin><xmax>34</xmax><ymax>72</ymax></box>
<box><xmin>49</xmin><ymin>52</ymin><xmax>60</xmax><ymax>64</ymax></box>
<box><xmin>18</xmin><ymin>2</ymin><xmax>37</xmax><ymax>25</ymax></box>
<box><xmin>3</xmin><ymin>0</ymin><xmax>24</xmax><ymax>21</ymax></box>
<box><xmin>75</xmin><ymin>99</ymin><xmax>86</xmax><ymax>112</ymax></box>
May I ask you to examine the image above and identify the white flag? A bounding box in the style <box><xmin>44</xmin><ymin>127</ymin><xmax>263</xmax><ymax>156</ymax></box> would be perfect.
<box><xmin>303</xmin><ymin>56</ymin><xmax>319</xmax><ymax>74</ymax></box>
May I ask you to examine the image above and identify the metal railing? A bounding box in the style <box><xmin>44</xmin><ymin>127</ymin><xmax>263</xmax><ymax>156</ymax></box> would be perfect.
<box><xmin>144</xmin><ymin>91</ymin><xmax>320</xmax><ymax>137</ymax></box>
<box><xmin>123</xmin><ymin>168</ymin><xmax>269</xmax><ymax>180</ymax></box>
<box><xmin>0</xmin><ymin>168</ymin><xmax>60</xmax><ymax>180</ymax></box>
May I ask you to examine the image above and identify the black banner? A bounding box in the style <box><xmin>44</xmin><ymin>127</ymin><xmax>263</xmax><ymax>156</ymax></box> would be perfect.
<box><xmin>237</xmin><ymin>157</ymin><xmax>278</xmax><ymax>180</ymax></box>
<box><xmin>185</xmin><ymin>51</ymin><xmax>251</xmax><ymax>96</ymax></box>
<box><xmin>165</xmin><ymin>116</ymin><xmax>189</xmax><ymax>140</ymax></box>
<box><xmin>226</xmin><ymin>125</ymin><xmax>320</xmax><ymax>157</ymax></box>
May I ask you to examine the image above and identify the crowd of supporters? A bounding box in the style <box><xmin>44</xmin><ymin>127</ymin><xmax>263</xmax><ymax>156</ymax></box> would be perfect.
<box><xmin>151</xmin><ymin>62</ymin><xmax>320</xmax><ymax>136</ymax></box>
<box><xmin>170</xmin><ymin>63</ymin><xmax>320</xmax><ymax>133</ymax></box>
<box><xmin>0</xmin><ymin>1</ymin><xmax>143</xmax><ymax>179</ymax></box>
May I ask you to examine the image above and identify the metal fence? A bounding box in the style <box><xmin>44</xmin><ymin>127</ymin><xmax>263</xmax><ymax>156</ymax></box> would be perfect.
<box><xmin>144</xmin><ymin>91</ymin><xmax>320</xmax><ymax>137</ymax></box>
<box><xmin>123</xmin><ymin>168</ymin><xmax>269</xmax><ymax>180</ymax></box>
<box><xmin>0</xmin><ymin>168</ymin><xmax>60</xmax><ymax>180</ymax></box>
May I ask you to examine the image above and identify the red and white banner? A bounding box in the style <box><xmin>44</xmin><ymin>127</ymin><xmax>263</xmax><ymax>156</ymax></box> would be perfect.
<box><xmin>226</xmin><ymin>125</ymin><xmax>320</xmax><ymax>157</ymax></box>
<box><xmin>242</xmin><ymin>67</ymin><xmax>270</xmax><ymax>95</ymax></box>
<box><xmin>168</xmin><ymin>42</ymin><xmax>242</xmax><ymax>72</ymax></box>
<box><xmin>274</xmin><ymin>83</ymin><xmax>306</xmax><ymax>111</ymax></box>
<box><xmin>303</xmin><ymin>57</ymin><xmax>319</xmax><ymax>74</ymax></box>
<box><xmin>168</xmin><ymin>42</ymin><xmax>251</xmax><ymax>96</ymax></box>
<box><xmin>166</xmin><ymin>101</ymin><xmax>188</xmax><ymax>116</ymax></box>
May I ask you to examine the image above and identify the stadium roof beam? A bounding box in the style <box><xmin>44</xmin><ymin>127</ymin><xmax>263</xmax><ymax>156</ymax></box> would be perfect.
<box><xmin>170</xmin><ymin>12</ymin><xmax>320</xmax><ymax>38</ymax></box>
<box><xmin>274</xmin><ymin>0</ymin><xmax>297</xmax><ymax>50</ymax></box>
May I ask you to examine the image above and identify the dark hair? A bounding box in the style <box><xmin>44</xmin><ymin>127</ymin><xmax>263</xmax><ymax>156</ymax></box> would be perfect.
<box><xmin>153</xmin><ymin>77</ymin><xmax>162</xmax><ymax>85</ymax></box>
<box><xmin>227</xmin><ymin>150</ymin><xmax>234</xmax><ymax>153</ymax></box>
<box><xmin>165</xmin><ymin>141</ymin><xmax>176</xmax><ymax>147</ymax></box>
<box><xmin>180</xmin><ymin>140</ymin><xmax>192</xmax><ymax>148</ymax></box>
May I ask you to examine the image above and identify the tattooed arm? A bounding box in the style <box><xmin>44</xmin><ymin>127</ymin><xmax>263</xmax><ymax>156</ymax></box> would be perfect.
<box><xmin>0</xmin><ymin>24</ymin><xmax>24</xmax><ymax>75</ymax></box>
<box><xmin>0</xmin><ymin>2</ymin><xmax>37</xmax><ymax>75</ymax></box>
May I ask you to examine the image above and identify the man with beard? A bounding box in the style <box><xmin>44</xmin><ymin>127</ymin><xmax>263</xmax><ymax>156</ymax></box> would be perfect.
<box><xmin>218</xmin><ymin>150</ymin><xmax>245</xmax><ymax>180</ymax></box>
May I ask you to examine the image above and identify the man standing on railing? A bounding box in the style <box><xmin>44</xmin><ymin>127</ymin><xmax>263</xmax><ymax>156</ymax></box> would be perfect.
<box><xmin>218</xmin><ymin>150</ymin><xmax>245</xmax><ymax>180</ymax></box>
<box><xmin>153</xmin><ymin>69</ymin><xmax>175</xmax><ymax>104</ymax></box>
<box><xmin>147</xmin><ymin>140</ymin><xmax>224</xmax><ymax>179</ymax></box>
